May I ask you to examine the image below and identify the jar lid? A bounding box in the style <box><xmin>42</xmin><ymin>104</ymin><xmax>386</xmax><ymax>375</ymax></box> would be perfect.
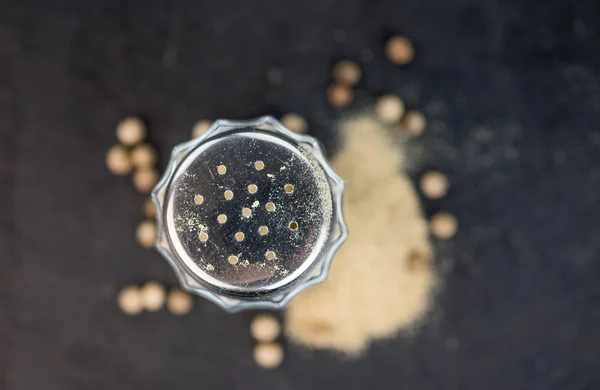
<box><xmin>152</xmin><ymin>116</ymin><xmax>347</xmax><ymax>312</ymax></box>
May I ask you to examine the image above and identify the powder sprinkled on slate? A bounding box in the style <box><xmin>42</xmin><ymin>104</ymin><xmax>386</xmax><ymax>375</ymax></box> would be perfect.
<box><xmin>285</xmin><ymin>115</ymin><xmax>436</xmax><ymax>356</ymax></box>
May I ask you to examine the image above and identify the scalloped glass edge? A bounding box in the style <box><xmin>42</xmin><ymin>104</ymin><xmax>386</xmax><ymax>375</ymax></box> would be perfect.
<box><xmin>151</xmin><ymin>116</ymin><xmax>348</xmax><ymax>312</ymax></box>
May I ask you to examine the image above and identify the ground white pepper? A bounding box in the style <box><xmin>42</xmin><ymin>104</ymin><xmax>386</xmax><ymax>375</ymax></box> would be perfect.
<box><xmin>286</xmin><ymin>116</ymin><xmax>435</xmax><ymax>357</ymax></box>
